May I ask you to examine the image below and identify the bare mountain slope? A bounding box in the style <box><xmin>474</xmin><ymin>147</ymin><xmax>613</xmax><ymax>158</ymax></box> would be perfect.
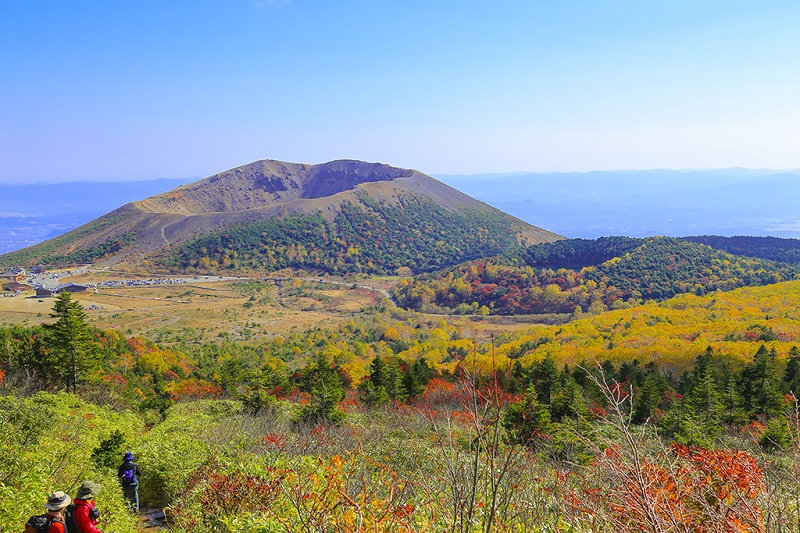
<box><xmin>136</xmin><ymin>160</ymin><xmax>418</xmax><ymax>214</ymax></box>
<box><xmin>0</xmin><ymin>159</ymin><xmax>562</xmax><ymax>273</ymax></box>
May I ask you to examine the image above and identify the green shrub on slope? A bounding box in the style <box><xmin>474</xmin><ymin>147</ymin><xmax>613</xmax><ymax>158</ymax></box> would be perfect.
<box><xmin>0</xmin><ymin>392</ymin><xmax>141</xmax><ymax>533</ymax></box>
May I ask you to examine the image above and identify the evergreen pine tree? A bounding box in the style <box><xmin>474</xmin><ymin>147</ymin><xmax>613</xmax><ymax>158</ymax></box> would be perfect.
<box><xmin>358</xmin><ymin>379</ymin><xmax>389</xmax><ymax>407</ymax></box>
<box><xmin>368</xmin><ymin>355</ymin><xmax>387</xmax><ymax>388</ymax></box>
<box><xmin>412</xmin><ymin>356</ymin><xmax>433</xmax><ymax>386</ymax></box>
<box><xmin>533</xmin><ymin>355</ymin><xmax>560</xmax><ymax>413</ymax></box>
<box><xmin>660</xmin><ymin>349</ymin><xmax>724</xmax><ymax>446</ymax></box>
<box><xmin>45</xmin><ymin>291</ymin><xmax>98</xmax><ymax>392</ymax></box>
<box><xmin>298</xmin><ymin>353</ymin><xmax>346</xmax><ymax>423</ymax></box>
<box><xmin>601</xmin><ymin>360</ymin><xmax>616</xmax><ymax>382</ymax></box>
<box><xmin>631</xmin><ymin>369</ymin><xmax>669</xmax><ymax>424</ymax></box>
<box><xmin>385</xmin><ymin>357</ymin><xmax>408</xmax><ymax>402</ymax></box>
<box><xmin>721</xmin><ymin>380</ymin><xmax>749</xmax><ymax>426</ymax></box>
<box><xmin>738</xmin><ymin>344</ymin><xmax>784</xmax><ymax>420</ymax></box>
<box><xmin>401</xmin><ymin>366</ymin><xmax>423</xmax><ymax>398</ymax></box>
<box><xmin>508</xmin><ymin>360</ymin><xmax>526</xmax><ymax>394</ymax></box>
<box><xmin>551</xmin><ymin>377</ymin><xmax>587</xmax><ymax>422</ymax></box>
<box><xmin>502</xmin><ymin>384</ymin><xmax>551</xmax><ymax>446</ymax></box>
<box><xmin>359</xmin><ymin>355</ymin><xmax>390</xmax><ymax>405</ymax></box>
<box><xmin>784</xmin><ymin>345</ymin><xmax>800</xmax><ymax>394</ymax></box>
<box><xmin>684</xmin><ymin>356</ymin><xmax>724</xmax><ymax>441</ymax></box>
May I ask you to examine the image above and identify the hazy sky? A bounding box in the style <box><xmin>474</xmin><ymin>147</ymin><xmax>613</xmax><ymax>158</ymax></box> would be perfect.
<box><xmin>3</xmin><ymin>1</ymin><xmax>800</xmax><ymax>182</ymax></box>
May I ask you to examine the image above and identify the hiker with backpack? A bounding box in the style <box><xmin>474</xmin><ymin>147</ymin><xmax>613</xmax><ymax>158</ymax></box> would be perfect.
<box><xmin>24</xmin><ymin>491</ymin><xmax>71</xmax><ymax>533</ymax></box>
<box><xmin>67</xmin><ymin>481</ymin><xmax>102</xmax><ymax>533</ymax></box>
<box><xmin>117</xmin><ymin>452</ymin><xmax>141</xmax><ymax>512</ymax></box>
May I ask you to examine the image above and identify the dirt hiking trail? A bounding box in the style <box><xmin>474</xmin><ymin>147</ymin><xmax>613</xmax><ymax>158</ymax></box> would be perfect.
<box><xmin>136</xmin><ymin>508</ymin><xmax>167</xmax><ymax>532</ymax></box>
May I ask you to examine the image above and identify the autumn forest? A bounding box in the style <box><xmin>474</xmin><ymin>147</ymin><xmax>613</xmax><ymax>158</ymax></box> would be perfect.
<box><xmin>4</xmin><ymin>231</ymin><xmax>800</xmax><ymax>532</ymax></box>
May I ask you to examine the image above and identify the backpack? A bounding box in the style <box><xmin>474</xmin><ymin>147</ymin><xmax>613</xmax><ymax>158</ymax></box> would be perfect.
<box><xmin>63</xmin><ymin>504</ymin><xmax>79</xmax><ymax>533</ymax></box>
<box><xmin>24</xmin><ymin>514</ymin><xmax>55</xmax><ymax>533</ymax></box>
<box><xmin>120</xmin><ymin>463</ymin><xmax>138</xmax><ymax>485</ymax></box>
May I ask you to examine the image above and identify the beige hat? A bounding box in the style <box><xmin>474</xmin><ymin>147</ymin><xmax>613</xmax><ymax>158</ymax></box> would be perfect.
<box><xmin>45</xmin><ymin>491</ymin><xmax>72</xmax><ymax>511</ymax></box>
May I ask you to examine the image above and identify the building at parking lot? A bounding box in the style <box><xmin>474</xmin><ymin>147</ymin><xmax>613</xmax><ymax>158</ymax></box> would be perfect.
<box><xmin>0</xmin><ymin>268</ymin><xmax>26</xmax><ymax>282</ymax></box>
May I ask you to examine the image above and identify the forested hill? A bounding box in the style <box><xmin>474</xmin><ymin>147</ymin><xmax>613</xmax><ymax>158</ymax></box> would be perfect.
<box><xmin>681</xmin><ymin>235</ymin><xmax>800</xmax><ymax>264</ymax></box>
<box><xmin>518</xmin><ymin>235</ymin><xmax>800</xmax><ymax>269</ymax></box>
<box><xmin>162</xmin><ymin>196</ymin><xmax>543</xmax><ymax>275</ymax></box>
<box><xmin>393</xmin><ymin>236</ymin><xmax>800</xmax><ymax>315</ymax></box>
<box><xmin>516</xmin><ymin>236</ymin><xmax>643</xmax><ymax>269</ymax></box>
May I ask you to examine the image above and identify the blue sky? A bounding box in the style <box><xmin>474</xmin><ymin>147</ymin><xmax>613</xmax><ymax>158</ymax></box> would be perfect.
<box><xmin>2</xmin><ymin>1</ymin><xmax>800</xmax><ymax>182</ymax></box>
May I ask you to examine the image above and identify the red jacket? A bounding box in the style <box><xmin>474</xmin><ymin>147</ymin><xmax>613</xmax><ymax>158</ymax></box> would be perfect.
<box><xmin>45</xmin><ymin>514</ymin><xmax>65</xmax><ymax>533</ymax></box>
<box><xmin>74</xmin><ymin>499</ymin><xmax>102</xmax><ymax>533</ymax></box>
<box><xmin>47</xmin><ymin>518</ymin><xmax>65</xmax><ymax>533</ymax></box>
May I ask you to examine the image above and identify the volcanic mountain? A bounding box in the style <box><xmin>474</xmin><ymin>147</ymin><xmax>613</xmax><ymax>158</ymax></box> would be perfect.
<box><xmin>1</xmin><ymin>159</ymin><xmax>562</xmax><ymax>274</ymax></box>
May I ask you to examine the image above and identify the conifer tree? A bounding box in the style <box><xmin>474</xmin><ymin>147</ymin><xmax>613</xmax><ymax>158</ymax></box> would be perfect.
<box><xmin>533</xmin><ymin>354</ymin><xmax>560</xmax><ymax>412</ymax></box>
<box><xmin>684</xmin><ymin>356</ymin><xmax>724</xmax><ymax>436</ymax></box>
<box><xmin>551</xmin><ymin>377</ymin><xmax>587</xmax><ymax>422</ymax></box>
<box><xmin>412</xmin><ymin>356</ymin><xmax>432</xmax><ymax>385</ymax></box>
<box><xmin>45</xmin><ymin>291</ymin><xmax>98</xmax><ymax>392</ymax></box>
<box><xmin>385</xmin><ymin>357</ymin><xmax>408</xmax><ymax>402</ymax></box>
<box><xmin>360</xmin><ymin>355</ymin><xmax>412</xmax><ymax>406</ymax></box>
<box><xmin>368</xmin><ymin>354</ymin><xmax>387</xmax><ymax>389</ymax></box>
<box><xmin>400</xmin><ymin>356</ymin><xmax>432</xmax><ymax>398</ymax></box>
<box><xmin>502</xmin><ymin>384</ymin><xmax>551</xmax><ymax>446</ymax></box>
<box><xmin>661</xmin><ymin>349</ymin><xmax>724</xmax><ymax>446</ymax></box>
<box><xmin>738</xmin><ymin>344</ymin><xmax>783</xmax><ymax>420</ymax></box>
<box><xmin>784</xmin><ymin>345</ymin><xmax>800</xmax><ymax>394</ymax></box>
<box><xmin>631</xmin><ymin>368</ymin><xmax>669</xmax><ymax>425</ymax></box>
<box><xmin>721</xmin><ymin>380</ymin><xmax>749</xmax><ymax>426</ymax></box>
<box><xmin>507</xmin><ymin>360</ymin><xmax>526</xmax><ymax>394</ymax></box>
<box><xmin>600</xmin><ymin>360</ymin><xmax>616</xmax><ymax>382</ymax></box>
<box><xmin>298</xmin><ymin>352</ymin><xmax>346</xmax><ymax>423</ymax></box>
<box><xmin>401</xmin><ymin>366</ymin><xmax>422</xmax><ymax>398</ymax></box>
<box><xmin>360</xmin><ymin>354</ymin><xmax>391</xmax><ymax>407</ymax></box>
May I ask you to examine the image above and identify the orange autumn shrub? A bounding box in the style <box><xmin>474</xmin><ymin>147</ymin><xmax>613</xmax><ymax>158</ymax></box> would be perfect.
<box><xmin>587</xmin><ymin>444</ymin><xmax>764</xmax><ymax>533</ymax></box>
<box><xmin>169</xmin><ymin>451</ymin><xmax>426</xmax><ymax>532</ymax></box>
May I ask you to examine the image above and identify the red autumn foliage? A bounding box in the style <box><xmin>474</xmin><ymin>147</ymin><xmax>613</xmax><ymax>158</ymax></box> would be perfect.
<box><xmin>261</xmin><ymin>433</ymin><xmax>286</xmax><ymax>452</ymax></box>
<box><xmin>585</xmin><ymin>443</ymin><xmax>764</xmax><ymax>532</ymax></box>
<box><xmin>170</xmin><ymin>464</ymin><xmax>283</xmax><ymax>530</ymax></box>
<box><xmin>165</xmin><ymin>379</ymin><xmax>223</xmax><ymax>400</ymax></box>
<box><xmin>420</xmin><ymin>378</ymin><xmax>458</xmax><ymax>407</ymax></box>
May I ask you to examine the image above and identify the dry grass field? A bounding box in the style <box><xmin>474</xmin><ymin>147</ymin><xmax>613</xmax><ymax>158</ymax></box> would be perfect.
<box><xmin>0</xmin><ymin>273</ymin><xmax>375</xmax><ymax>340</ymax></box>
<box><xmin>1</xmin><ymin>270</ymin><xmax>546</xmax><ymax>346</ymax></box>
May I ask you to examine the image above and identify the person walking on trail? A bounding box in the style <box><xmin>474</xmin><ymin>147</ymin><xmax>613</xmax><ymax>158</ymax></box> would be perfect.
<box><xmin>117</xmin><ymin>452</ymin><xmax>142</xmax><ymax>512</ymax></box>
<box><xmin>71</xmin><ymin>481</ymin><xmax>102</xmax><ymax>533</ymax></box>
<box><xmin>24</xmin><ymin>491</ymin><xmax>71</xmax><ymax>533</ymax></box>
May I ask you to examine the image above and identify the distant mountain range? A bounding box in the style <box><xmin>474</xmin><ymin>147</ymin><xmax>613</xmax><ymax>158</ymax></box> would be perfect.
<box><xmin>437</xmin><ymin>169</ymin><xmax>800</xmax><ymax>239</ymax></box>
<box><xmin>0</xmin><ymin>160</ymin><xmax>558</xmax><ymax>274</ymax></box>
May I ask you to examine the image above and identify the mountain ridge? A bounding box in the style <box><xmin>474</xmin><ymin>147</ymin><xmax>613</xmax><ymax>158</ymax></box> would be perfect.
<box><xmin>0</xmin><ymin>159</ymin><xmax>561</xmax><ymax>272</ymax></box>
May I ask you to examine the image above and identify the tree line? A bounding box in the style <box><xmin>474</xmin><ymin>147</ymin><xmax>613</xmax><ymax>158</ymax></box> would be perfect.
<box><xmin>3</xmin><ymin>293</ymin><xmax>799</xmax><ymax>453</ymax></box>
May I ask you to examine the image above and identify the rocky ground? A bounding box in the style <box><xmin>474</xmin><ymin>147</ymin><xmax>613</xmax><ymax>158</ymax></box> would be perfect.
<box><xmin>137</xmin><ymin>508</ymin><xmax>167</xmax><ymax>531</ymax></box>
